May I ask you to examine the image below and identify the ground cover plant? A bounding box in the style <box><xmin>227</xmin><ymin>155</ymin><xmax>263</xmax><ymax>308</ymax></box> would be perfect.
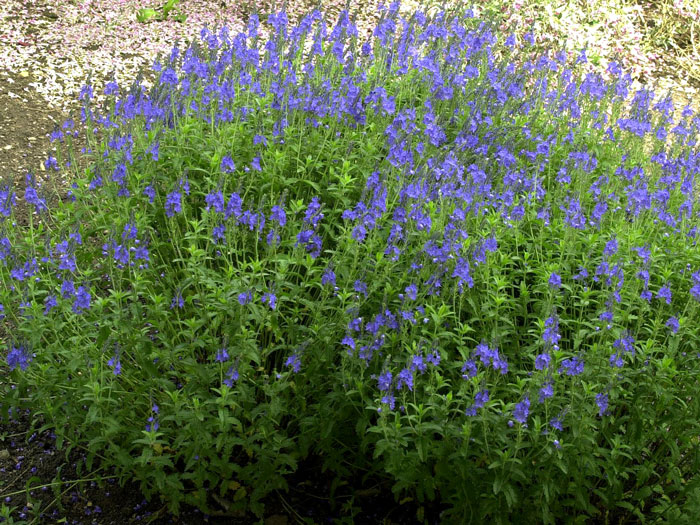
<box><xmin>2</xmin><ymin>1</ymin><xmax>700</xmax><ymax>523</ymax></box>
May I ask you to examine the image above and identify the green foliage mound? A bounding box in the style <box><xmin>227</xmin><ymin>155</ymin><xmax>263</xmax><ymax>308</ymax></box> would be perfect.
<box><xmin>2</xmin><ymin>3</ymin><xmax>700</xmax><ymax>522</ymax></box>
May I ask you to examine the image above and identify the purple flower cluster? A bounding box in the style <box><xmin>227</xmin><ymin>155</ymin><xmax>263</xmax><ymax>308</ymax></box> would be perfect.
<box><xmin>7</xmin><ymin>344</ymin><xmax>32</xmax><ymax>371</ymax></box>
<box><xmin>2</xmin><ymin>3</ymin><xmax>700</xmax><ymax>457</ymax></box>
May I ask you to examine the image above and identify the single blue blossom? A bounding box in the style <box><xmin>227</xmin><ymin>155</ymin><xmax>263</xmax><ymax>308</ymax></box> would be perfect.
<box><xmin>171</xmin><ymin>290</ymin><xmax>184</xmax><ymax>309</ymax></box>
<box><xmin>596</xmin><ymin>392</ymin><xmax>609</xmax><ymax>416</ymax></box>
<box><xmin>657</xmin><ymin>285</ymin><xmax>672</xmax><ymax>305</ymax></box>
<box><xmin>548</xmin><ymin>272</ymin><xmax>562</xmax><ymax>288</ymax></box>
<box><xmin>262</xmin><ymin>292</ymin><xmax>277</xmax><ymax>310</ymax></box>
<box><xmin>666</xmin><ymin>316</ymin><xmax>679</xmax><ymax>334</ymax></box>
<box><xmin>285</xmin><ymin>353</ymin><xmax>301</xmax><ymax>373</ymax></box>
<box><xmin>466</xmin><ymin>389</ymin><xmax>490</xmax><ymax>416</ymax></box>
<box><xmin>396</xmin><ymin>368</ymin><xmax>414</xmax><ymax>391</ymax></box>
<box><xmin>223</xmin><ymin>365</ymin><xmax>239</xmax><ymax>387</ymax></box>
<box><xmin>7</xmin><ymin>344</ymin><xmax>32</xmax><ymax>371</ymax></box>
<box><xmin>539</xmin><ymin>382</ymin><xmax>554</xmax><ymax>402</ymax></box>
<box><xmin>72</xmin><ymin>286</ymin><xmax>91</xmax><ymax>314</ymax></box>
<box><xmin>513</xmin><ymin>396</ymin><xmax>530</xmax><ymax>424</ymax></box>
<box><xmin>535</xmin><ymin>353</ymin><xmax>551</xmax><ymax>371</ymax></box>
<box><xmin>559</xmin><ymin>356</ymin><xmax>584</xmax><ymax>376</ymax></box>
<box><xmin>461</xmin><ymin>359</ymin><xmax>477</xmax><ymax>379</ymax></box>
<box><xmin>165</xmin><ymin>190</ymin><xmax>182</xmax><ymax>217</ymax></box>
<box><xmin>378</xmin><ymin>371</ymin><xmax>392</xmax><ymax>391</ymax></box>
<box><xmin>107</xmin><ymin>355</ymin><xmax>122</xmax><ymax>376</ymax></box>
<box><xmin>238</xmin><ymin>291</ymin><xmax>253</xmax><ymax>305</ymax></box>
<box><xmin>215</xmin><ymin>347</ymin><xmax>230</xmax><ymax>363</ymax></box>
<box><xmin>322</xmin><ymin>266</ymin><xmax>336</xmax><ymax>286</ymax></box>
<box><xmin>221</xmin><ymin>156</ymin><xmax>236</xmax><ymax>173</ymax></box>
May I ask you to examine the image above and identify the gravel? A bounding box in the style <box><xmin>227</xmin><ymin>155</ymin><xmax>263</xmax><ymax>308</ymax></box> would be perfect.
<box><xmin>0</xmin><ymin>0</ymin><xmax>450</xmax><ymax>113</ymax></box>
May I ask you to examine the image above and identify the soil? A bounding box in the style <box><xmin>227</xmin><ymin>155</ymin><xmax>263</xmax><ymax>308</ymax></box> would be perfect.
<box><xmin>1</xmin><ymin>410</ymin><xmax>443</xmax><ymax>524</ymax></box>
<box><xmin>0</xmin><ymin>72</ymin><xmax>68</xmax><ymax>212</ymax></box>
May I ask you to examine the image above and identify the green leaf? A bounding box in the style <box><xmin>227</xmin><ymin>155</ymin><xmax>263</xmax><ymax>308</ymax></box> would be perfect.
<box><xmin>136</xmin><ymin>8</ymin><xmax>157</xmax><ymax>23</ymax></box>
<box><xmin>162</xmin><ymin>0</ymin><xmax>178</xmax><ymax>17</ymax></box>
<box><xmin>493</xmin><ymin>477</ymin><xmax>504</xmax><ymax>495</ymax></box>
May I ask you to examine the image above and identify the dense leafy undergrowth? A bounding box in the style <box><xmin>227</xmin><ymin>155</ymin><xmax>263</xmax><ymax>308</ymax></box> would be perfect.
<box><xmin>2</xmin><ymin>2</ymin><xmax>700</xmax><ymax>523</ymax></box>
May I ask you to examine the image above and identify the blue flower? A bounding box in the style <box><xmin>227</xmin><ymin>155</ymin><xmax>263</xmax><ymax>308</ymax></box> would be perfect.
<box><xmin>72</xmin><ymin>286</ymin><xmax>91</xmax><ymax>314</ymax></box>
<box><xmin>548</xmin><ymin>272</ymin><xmax>562</xmax><ymax>288</ymax></box>
<box><xmin>610</xmin><ymin>353</ymin><xmax>624</xmax><ymax>368</ymax></box>
<box><xmin>657</xmin><ymin>285</ymin><xmax>672</xmax><ymax>305</ymax></box>
<box><xmin>104</xmin><ymin>81</ymin><xmax>119</xmax><ymax>96</ymax></box>
<box><xmin>380</xmin><ymin>393</ymin><xmax>396</xmax><ymax>411</ymax></box>
<box><xmin>603</xmin><ymin>237</ymin><xmax>618</xmax><ymax>257</ymax></box>
<box><xmin>0</xmin><ymin>186</ymin><xmax>16</xmax><ymax>217</ymax></box>
<box><xmin>378</xmin><ymin>371</ymin><xmax>392</xmax><ymax>392</ymax></box>
<box><xmin>24</xmin><ymin>175</ymin><xmax>48</xmax><ymax>213</ymax></box>
<box><xmin>285</xmin><ymin>353</ymin><xmax>301</xmax><ymax>373</ymax></box>
<box><xmin>212</xmin><ymin>223</ymin><xmax>226</xmax><ymax>243</ymax></box>
<box><xmin>354</xmin><ymin>280</ymin><xmax>368</xmax><ymax>298</ymax></box>
<box><xmin>461</xmin><ymin>359</ymin><xmax>477</xmax><ymax>379</ymax></box>
<box><xmin>7</xmin><ymin>344</ymin><xmax>32</xmax><ymax>371</ymax></box>
<box><xmin>539</xmin><ymin>382</ymin><xmax>554</xmax><ymax>402</ymax></box>
<box><xmin>396</xmin><ymin>368</ymin><xmax>413</xmax><ymax>391</ymax></box>
<box><xmin>205</xmin><ymin>191</ymin><xmax>225</xmax><ymax>213</ymax></box>
<box><xmin>262</xmin><ymin>292</ymin><xmax>277</xmax><ymax>310</ymax></box>
<box><xmin>453</xmin><ymin>257</ymin><xmax>474</xmax><ymax>289</ymax></box>
<box><xmin>303</xmin><ymin>196</ymin><xmax>324</xmax><ymax>229</ymax></box>
<box><xmin>321</xmin><ymin>267</ymin><xmax>336</xmax><ymax>286</ymax></box>
<box><xmin>223</xmin><ymin>365</ymin><xmax>239</xmax><ymax>387</ymax></box>
<box><xmin>595</xmin><ymin>392</ymin><xmax>609</xmax><ymax>416</ymax></box>
<box><xmin>161</xmin><ymin>67</ymin><xmax>178</xmax><ymax>86</ymax></box>
<box><xmin>666</xmin><ymin>316</ymin><xmax>679</xmax><ymax>334</ymax></box>
<box><xmin>0</xmin><ymin>237</ymin><xmax>10</xmax><ymax>261</ymax></box>
<box><xmin>43</xmin><ymin>295</ymin><xmax>57</xmax><ymax>315</ymax></box>
<box><xmin>466</xmin><ymin>389</ymin><xmax>489</xmax><ymax>416</ymax></box>
<box><xmin>61</xmin><ymin>278</ymin><xmax>75</xmax><ymax>299</ymax></box>
<box><xmin>238</xmin><ymin>291</ymin><xmax>253</xmax><ymax>305</ymax></box>
<box><xmin>411</xmin><ymin>355</ymin><xmax>426</xmax><ymax>373</ymax></box>
<box><xmin>513</xmin><ymin>396</ymin><xmax>530</xmax><ymax>424</ymax></box>
<box><xmin>143</xmin><ymin>185</ymin><xmax>156</xmax><ymax>203</ymax></box>
<box><xmin>559</xmin><ymin>356</ymin><xmax>584</xmax><ymax>376</ymax></box>
<box><xmin>405</xmin><ymin>283</ymin><xmax>417</xmax><ymax>301</ymax></box>
<box><xmin>535</xmin><ymin>353</ymin><xmax>551</xmax><ymax>371</ymax></box>
<box><xmin>691</xmin><ymin>271</ymin><xmax>700</xmax><ymax>301</ymax></box>
<box><xmin>112</xmin><ymin>163</ymin><xmax>127</xmax><ymax>185</ymax></box>
<box><xmin>341</xmin><ymin>335</ymin><xmax>356</xmax><ymax>352</ymax></box>
<box><xmin>270</xmin><ymin>205</ymin><xmax>286</xmax><ymax>226</ymax></box>
<box><xmin>145</xmin><ymin>404</ymin><xmax>159</xmax><ymax>432</ymax></box>
<box><xmin>542</xmin><ymin>316</ymin><xmax>561</xmax><ymax>348</ymax></box>
<box><xmin>170</xmin><ymin>290</ymin><xmax>184</xmax><ymax>309</ymax></box>
<box><xmin>426</xmin><ymin>351</ymin><xmax>440</xmax><ymax>367</ymax></box>
<box><xmin>573</xmin><ymin>266</ymin><xmax>589</xmax><ymax>280</ymax></box>
<box><xmin>220</xmin><ymin>155</ymin><xmax>236</xmax><ymax>173</ymax></box>
<box><xmin>475</xmin><ymin>389</ymin><xmax>490</xmax><ymax>407</ymax></box>
<box><xmin>165</xmin><ymin>190</ymin><xmax>182</xmax><ymax>217</ymax></box>
<box><xmin>107</xmin><ymin>355</ymin><xmax>121</xmax><ymax>376</ymax></box>
<box><xmin>215</xmin><ymin>347</ymin><xmax>229</xmax><ymax>363</ymax></box>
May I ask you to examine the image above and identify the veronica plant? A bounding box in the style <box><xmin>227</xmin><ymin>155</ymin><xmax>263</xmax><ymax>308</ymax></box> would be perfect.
<box><xmin>1</xmin><ymin>1</ymin><xmax>700</xmax><ymax>522</ymax></box>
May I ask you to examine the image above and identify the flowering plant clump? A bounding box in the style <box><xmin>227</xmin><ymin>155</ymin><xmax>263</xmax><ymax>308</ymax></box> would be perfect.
<box><xmin>2</xmin><ymin>1</ymin><xmax>700</xmax><ymax>522</ymax></box>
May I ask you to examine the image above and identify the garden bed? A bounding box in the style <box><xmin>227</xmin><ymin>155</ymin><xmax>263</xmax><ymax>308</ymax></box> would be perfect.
<box><xmin>1</xmin><ymin>1</ymin><xmax>700</xmax><ymax>523</ymax></box>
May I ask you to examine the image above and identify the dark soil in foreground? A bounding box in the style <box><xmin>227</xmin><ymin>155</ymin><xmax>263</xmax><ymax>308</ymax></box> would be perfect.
<box><xmin>1</xmin><ymin>409</ymin><xmax>441</xmax><ymax>524</ymax></box>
